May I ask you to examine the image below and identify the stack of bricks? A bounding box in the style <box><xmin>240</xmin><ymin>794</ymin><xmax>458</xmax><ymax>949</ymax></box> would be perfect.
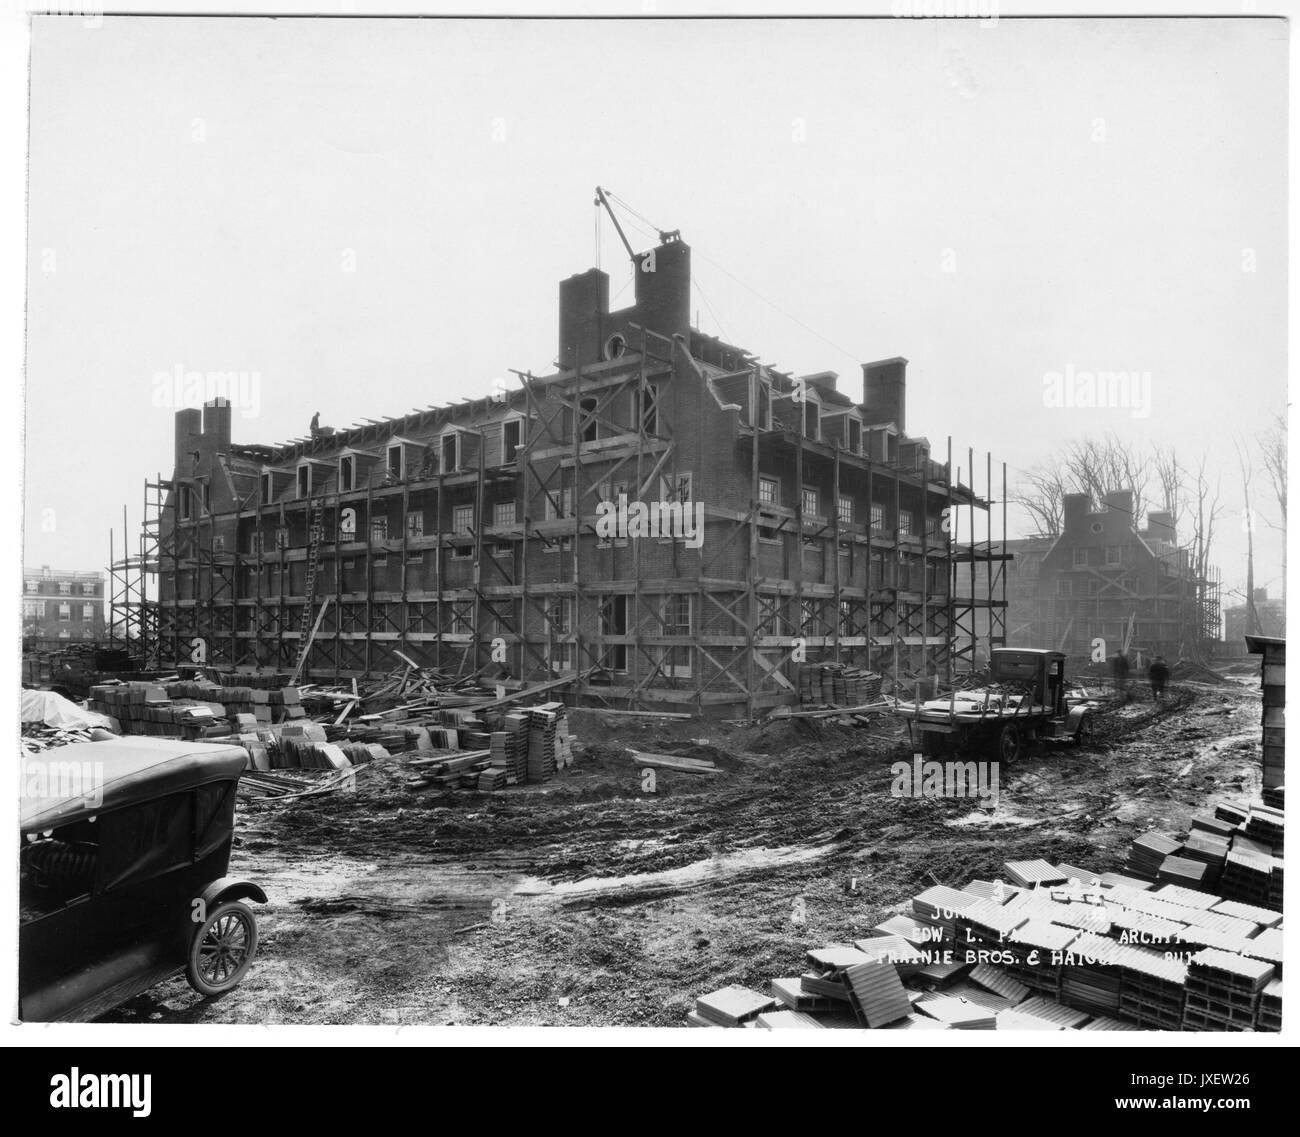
<box><xmin>269</xmin><ymin>685</ymin><xmax>306</xmax><ymax>722</ymax></box>
<box><xmin>1246</xmin><ymin>636</ymin><xmax>1284</xmax><ymax>793</ymax></box>
<box><xmin>526</xmin><ymin>706</ymin><xmax>559</xmax><ymax>783</ymax></box>
<box><xmin>797</xmin><ymin>663</ymin><xmax>883</xmax><ymax>708</ymax></box>
<box><xmin>488</xmin><ymin>731</ymin><xmax>518</xmax><ymax>786</ymax></box>
<box><xmin>503</xmin><ymin>713</ymin><xmax>530</xmax><ymax>783</ymax></box>
<box><xmin>88</xmin><ymin>683</ymin><xmax>232</xmax><ymax>741</ymax></box>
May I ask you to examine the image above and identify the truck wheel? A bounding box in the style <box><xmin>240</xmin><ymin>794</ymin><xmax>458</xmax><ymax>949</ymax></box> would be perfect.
<box><xmin>186</xmin><ymin>900</ymin><xmax>259</xmax><ymax>997</ymax></box>
<box><xmin>996</xmin><ymin>723</ymin><xmax>1021</xmax><ymax>764</ymax></box>
<box><xmin>1073</xmin><ymin>714</ymin><xmax>1093</xmax><ymax>747</ymax></box>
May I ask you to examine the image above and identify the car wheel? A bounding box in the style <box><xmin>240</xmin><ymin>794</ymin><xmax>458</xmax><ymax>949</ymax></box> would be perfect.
<box><xmin>1073</xmin><ymin>714</ymin><xmax>1093</xmax><ymax>748</ymax></box>
<box><xmin>996</xmin><ymin>723</ymin><xmax>1021</xmax><ymax>764</ymax></box>
<box><xmin>186</xmin><ymin>900</ymin><xmax>259</xmax><ymax>997</ymax></box>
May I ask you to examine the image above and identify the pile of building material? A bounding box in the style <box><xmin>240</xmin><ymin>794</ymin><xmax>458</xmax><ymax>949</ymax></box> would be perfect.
<box><xmin>797</xmin><ymin>663</ymin><xmax>883</xmax><ymax>708</ymax></box>
<box><xmin>77</xmin><ymin>665</ymin><xmax>586</xmax><ymax>792</ymax></box>
<box><xmin>689</xmin><ymin>809</ymin><xmax>1284</xmax><ymax>1031</ymax></box>
<box><xmin>1125</xmin><ymin>798</ymin><xmax>1283</xmax><ymax>913</ymax></box>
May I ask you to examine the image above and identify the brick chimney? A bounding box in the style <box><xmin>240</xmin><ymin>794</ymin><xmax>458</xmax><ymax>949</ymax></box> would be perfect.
<box><xmin>1063</xmin><ymin>493</ymin><xmax>1092</xmax><ymax>531</ymax></box>
<box><xmin>174</xmin><ymin>407</ymin><xmax>202</xmax><ymax>474</ymax></box>
<box><xmin>203</xmin><ymin>398</ymin><xmax>232</xmax><ymax>456</ymax></box>
<box><xmin>861</xmin><ymin>357</ymin><xmax>906</xmax><ymax>432</ymax></box>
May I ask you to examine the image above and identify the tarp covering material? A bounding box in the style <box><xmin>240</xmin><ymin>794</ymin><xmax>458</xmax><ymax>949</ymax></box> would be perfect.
<box><xmin>21</xmin><ymin>689</ymin><xmax>115</xmax><ymax>731</ymax></box>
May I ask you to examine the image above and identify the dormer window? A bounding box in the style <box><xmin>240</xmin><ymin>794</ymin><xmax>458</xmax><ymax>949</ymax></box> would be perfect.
<box><xmin>387</xmin><ymin>444</ymin><xmax>404</xmax><ymax>480</ymax></box>
<box><xmin>339</xmin><ymin>455</ymin><xmax>356</xmax><ymax>492</ymax></box>
<box><xmin>297</xmin><ymin>464</ymin><xmax>311</xmax><ymax>499</ymax></box>
<box><xmin>847</xmin><ymin>419</ymin><xmax>862</xmax><ymax>454</ymax></box>
<box><xmin>502</xmin><ymin>418</ymin><xmax>524</xmax><ymax>463</ymax></box>
<box><xmin>260</xmin><ymin>472</ymin><xmax>273</xmax><ymax>505</ymax></box>
<box><xmin>441</xmin><ymin>433</ymin><xmax>459</xmax><ymax>474</ymax></box>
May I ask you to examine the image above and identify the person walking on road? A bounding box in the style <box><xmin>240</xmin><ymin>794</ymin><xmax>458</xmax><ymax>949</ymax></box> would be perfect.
<box><xmin>1111</xmin><ymin>651</ymin><xmax>1131</xmax><ymax>704</ymax></box>
<box><xmin>1149</xmin><ymin>655</ymin><xmax>1170</xmax><ymax>704</ymax></box>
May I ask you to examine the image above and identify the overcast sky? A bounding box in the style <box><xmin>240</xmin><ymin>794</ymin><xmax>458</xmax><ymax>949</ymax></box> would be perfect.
<box><xmin>23</xmin><ymin>14</ymin><xmax>1286</xmax><ymax>602</ymax></box>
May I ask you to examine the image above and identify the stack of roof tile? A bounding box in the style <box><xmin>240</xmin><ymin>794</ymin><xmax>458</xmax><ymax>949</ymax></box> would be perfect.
<box><xmin>1183</xmin><ymin>949</ymin><xmax>1275</xmax><ymax>1032</ymax></box>
<box><xmin>1220</xmin><ymin>849</ymin><xmax>1274</xmax><ymax>908</ymax></box>
<box><xmin>851</xmin><ymin>935</ymin><xmax>926</xmax><ymax>977</ymax></box>
<box><xmin>756</xmin><ymin>1009</ymin><xmax>824</xmax><ymax>1029</ymax></box>
<box><xmin>690</xmin><ymin>985</ymin><xmax>778</xmax><ymax>1028</ymax></box>
<box><xmin>1059</xmin><ymin>932</ymin><xmax>1128</xmax><ymax>1015</ymax></box>
<box><xmin>770</xmin><ymin>977</ymin><xmax>835</xmax><ymax>1014</ymax></box>
<box><xmin>1004</xmin><ymin>918</ymin><xmax>1077</xmax><ymax>997</ymax></box>
<box><xmin>1157</xmin><ymin>855</ymin><xmax>1210</xmax><ymax>891</ymax></box>
<box><xmin>1245</xmin><ymin>803</ymin><xmax>1285</xmax><ymax>849</ymax></box>
<box><xmin>915</xmin><ymin>994</ymin><xmax>996</xmax><ymax>1030</ymax></box>
<box><xmin>1118</xmin><ymin>947</ymin><xmax>1188</xmax><ymax>1029</ymax></box>
<box><xmin>912</xmin><ymin>884</ymin><xmax>978</xmax><ymax>940</ymax></box>
<box><xmin>1126</xmin><ymin>832</ymin><xmax>1183</xmax><ymax>881</ymax></box>
<box><xmin>842</xmin><ymin>960</ymin><xmax>912</xmax><ymax>1027</ymax></box>
<box><xmin>1004</xmin><ymin>860</ymin><xmax>1068</xmax><ymax>890</ymax></box>
<box><xmin>1256</xmin><ymin>978</ymin><xmax>1282</xmax><ymax>1032</ymax></box>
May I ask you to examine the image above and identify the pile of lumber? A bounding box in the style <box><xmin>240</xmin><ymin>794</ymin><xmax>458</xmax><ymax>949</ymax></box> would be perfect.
<box><xmin>627</xmin><ymin>750</ymin><xmax>720</xmax><ymax>777</ymax></box>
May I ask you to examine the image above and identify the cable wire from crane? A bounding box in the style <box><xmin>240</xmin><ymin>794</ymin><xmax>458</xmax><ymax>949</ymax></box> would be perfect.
<box><xmin>605</xmin><ymin>189</ymin><xmax>859</xmax><ymax>368</ymax></box>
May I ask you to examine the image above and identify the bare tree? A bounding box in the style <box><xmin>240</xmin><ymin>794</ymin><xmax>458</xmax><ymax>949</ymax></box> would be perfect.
<box><xmin>1234</xmin><ymin>439</ymin><xmax>1260</xmax><ymax>637</ymax></box>
<box><xmin>1013</xmin><ymin>432</ymin><xmax>1153</xmax><ymax>536</ymax></box>
<box><xmin>1261</xmin><ymin>412</ymin><xmax>1287</xmax><ymax>525</ymax></box>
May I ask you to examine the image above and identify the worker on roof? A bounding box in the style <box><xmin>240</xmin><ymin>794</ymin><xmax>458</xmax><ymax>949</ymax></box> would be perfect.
<box><xmin>310</xmin><ymin>411</ymin><xmax>321</xmax><ymax>439</ymax></box>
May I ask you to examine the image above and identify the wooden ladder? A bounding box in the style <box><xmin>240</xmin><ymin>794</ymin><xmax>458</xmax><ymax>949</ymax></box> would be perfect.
<box><xmin>293</xmin><ymin>498</ymin><xmax>326</xmax><ymax>676</ymax></box>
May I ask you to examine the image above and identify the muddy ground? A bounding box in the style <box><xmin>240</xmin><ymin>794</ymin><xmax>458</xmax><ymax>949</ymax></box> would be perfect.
<box><xmin>105</xmin><ymin>672</ymin><xmax>1265</xmax><ymax>1027</ymax></box>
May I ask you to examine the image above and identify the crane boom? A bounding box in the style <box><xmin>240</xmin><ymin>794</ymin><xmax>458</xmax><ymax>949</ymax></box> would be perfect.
<box><xmin>594</xmin><ymin>186</ymin><xmax>637</xmax><ymax>263</ymax></box>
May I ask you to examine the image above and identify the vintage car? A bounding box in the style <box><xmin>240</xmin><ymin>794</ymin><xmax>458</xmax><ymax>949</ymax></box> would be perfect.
<box><xmin>20</xmin><ymin>736</ymin><xmax>266</xmax><ymax>1022</ymax></box>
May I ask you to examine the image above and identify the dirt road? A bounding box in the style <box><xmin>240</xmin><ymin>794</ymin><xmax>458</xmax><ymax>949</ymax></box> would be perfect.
<box><xmin>104</xmin><ymin>677</ymin><xmax>1264</xmax><ymax>1027</ymax></box>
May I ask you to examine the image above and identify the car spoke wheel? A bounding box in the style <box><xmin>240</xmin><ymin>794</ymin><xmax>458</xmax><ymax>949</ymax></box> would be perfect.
<box><xmin>997</xmin><ymin>723</ymin><xmax>1021</xmax><ymax>764</ymax></box>
<box><xmin>186</xmin><ymin>900</ymin><xmax>258</xmax><ymax>997</ymax></box>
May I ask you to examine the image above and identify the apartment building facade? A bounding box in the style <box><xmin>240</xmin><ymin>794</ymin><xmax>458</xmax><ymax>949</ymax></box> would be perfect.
<box><xmin>153</xmin><ymin>235</ymin><xmax>994</xmax><ymax>713</ymax></box>
<box><xmin>22</xmin><ymin>566</ymin><xmax>106</xmax><ymax>643</ymax></box>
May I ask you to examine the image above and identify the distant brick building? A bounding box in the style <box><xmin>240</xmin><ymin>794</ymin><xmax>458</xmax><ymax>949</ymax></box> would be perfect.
<box><xmin>1225</xmin><ymin>587</ymin><xmax>1285</xmax><ymax>643</ymax></box>
<box><xmin>999</xmin><ymin>492</ymin><xmax>1219</xmax><ymax>665</ymax></box>
<box><xmin>23</xmin><ymin>566</ymin><xmax>106</xmax><ymax>643</ymax></box>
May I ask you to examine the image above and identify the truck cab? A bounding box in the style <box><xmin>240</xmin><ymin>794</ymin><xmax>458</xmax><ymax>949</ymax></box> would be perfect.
<box><xmin>990</xmin><ymin>648</ymin><xmax>1067</xmax><ymax>718</ymax></box>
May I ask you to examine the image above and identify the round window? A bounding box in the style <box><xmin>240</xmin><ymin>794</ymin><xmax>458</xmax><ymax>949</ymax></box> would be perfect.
<box><xmin>603</xmin><ymin>334</ymin><xmax>627</xmax><ymax>361</ymax></box>
<box><xmin>1090</xmin><ymin>522</ymin><xmax>1103</xmax><ymax>534</ymax></box>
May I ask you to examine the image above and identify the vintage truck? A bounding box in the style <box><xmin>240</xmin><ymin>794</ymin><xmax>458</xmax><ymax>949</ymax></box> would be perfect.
<box><xmin>893</xmin><ymin>648</ymin><xmax>1099</xmax><ymax>762</ymax></box>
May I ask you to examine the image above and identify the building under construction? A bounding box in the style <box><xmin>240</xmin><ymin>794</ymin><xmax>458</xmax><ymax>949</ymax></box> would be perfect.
<box><xmin>112</xmin><ymin>217</ymin><xmax>1007</xmax><ymax>716</ymax></box>
<box><xmin>999</xmin><ymin>491</ymin><xmax>1221</xmax><ymax>664</ymax></box>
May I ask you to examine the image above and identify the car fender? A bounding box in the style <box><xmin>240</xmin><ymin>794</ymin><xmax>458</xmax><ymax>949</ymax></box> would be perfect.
<box><xmin>1064</xmin><ymin>706</ymin><xmax>1090</xmax><ymax>733</ymax></box>
<box><xmin>196</xmin><ymin>877</ymin><xmax>268</xmax><ymax>915</ymax></box>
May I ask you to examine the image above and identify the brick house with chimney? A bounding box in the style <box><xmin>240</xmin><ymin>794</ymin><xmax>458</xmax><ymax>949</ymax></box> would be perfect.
<box><xmin>153</xmin><ymin>233</ymin><xmax>997</xmax><ymax>714</ymax></box>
